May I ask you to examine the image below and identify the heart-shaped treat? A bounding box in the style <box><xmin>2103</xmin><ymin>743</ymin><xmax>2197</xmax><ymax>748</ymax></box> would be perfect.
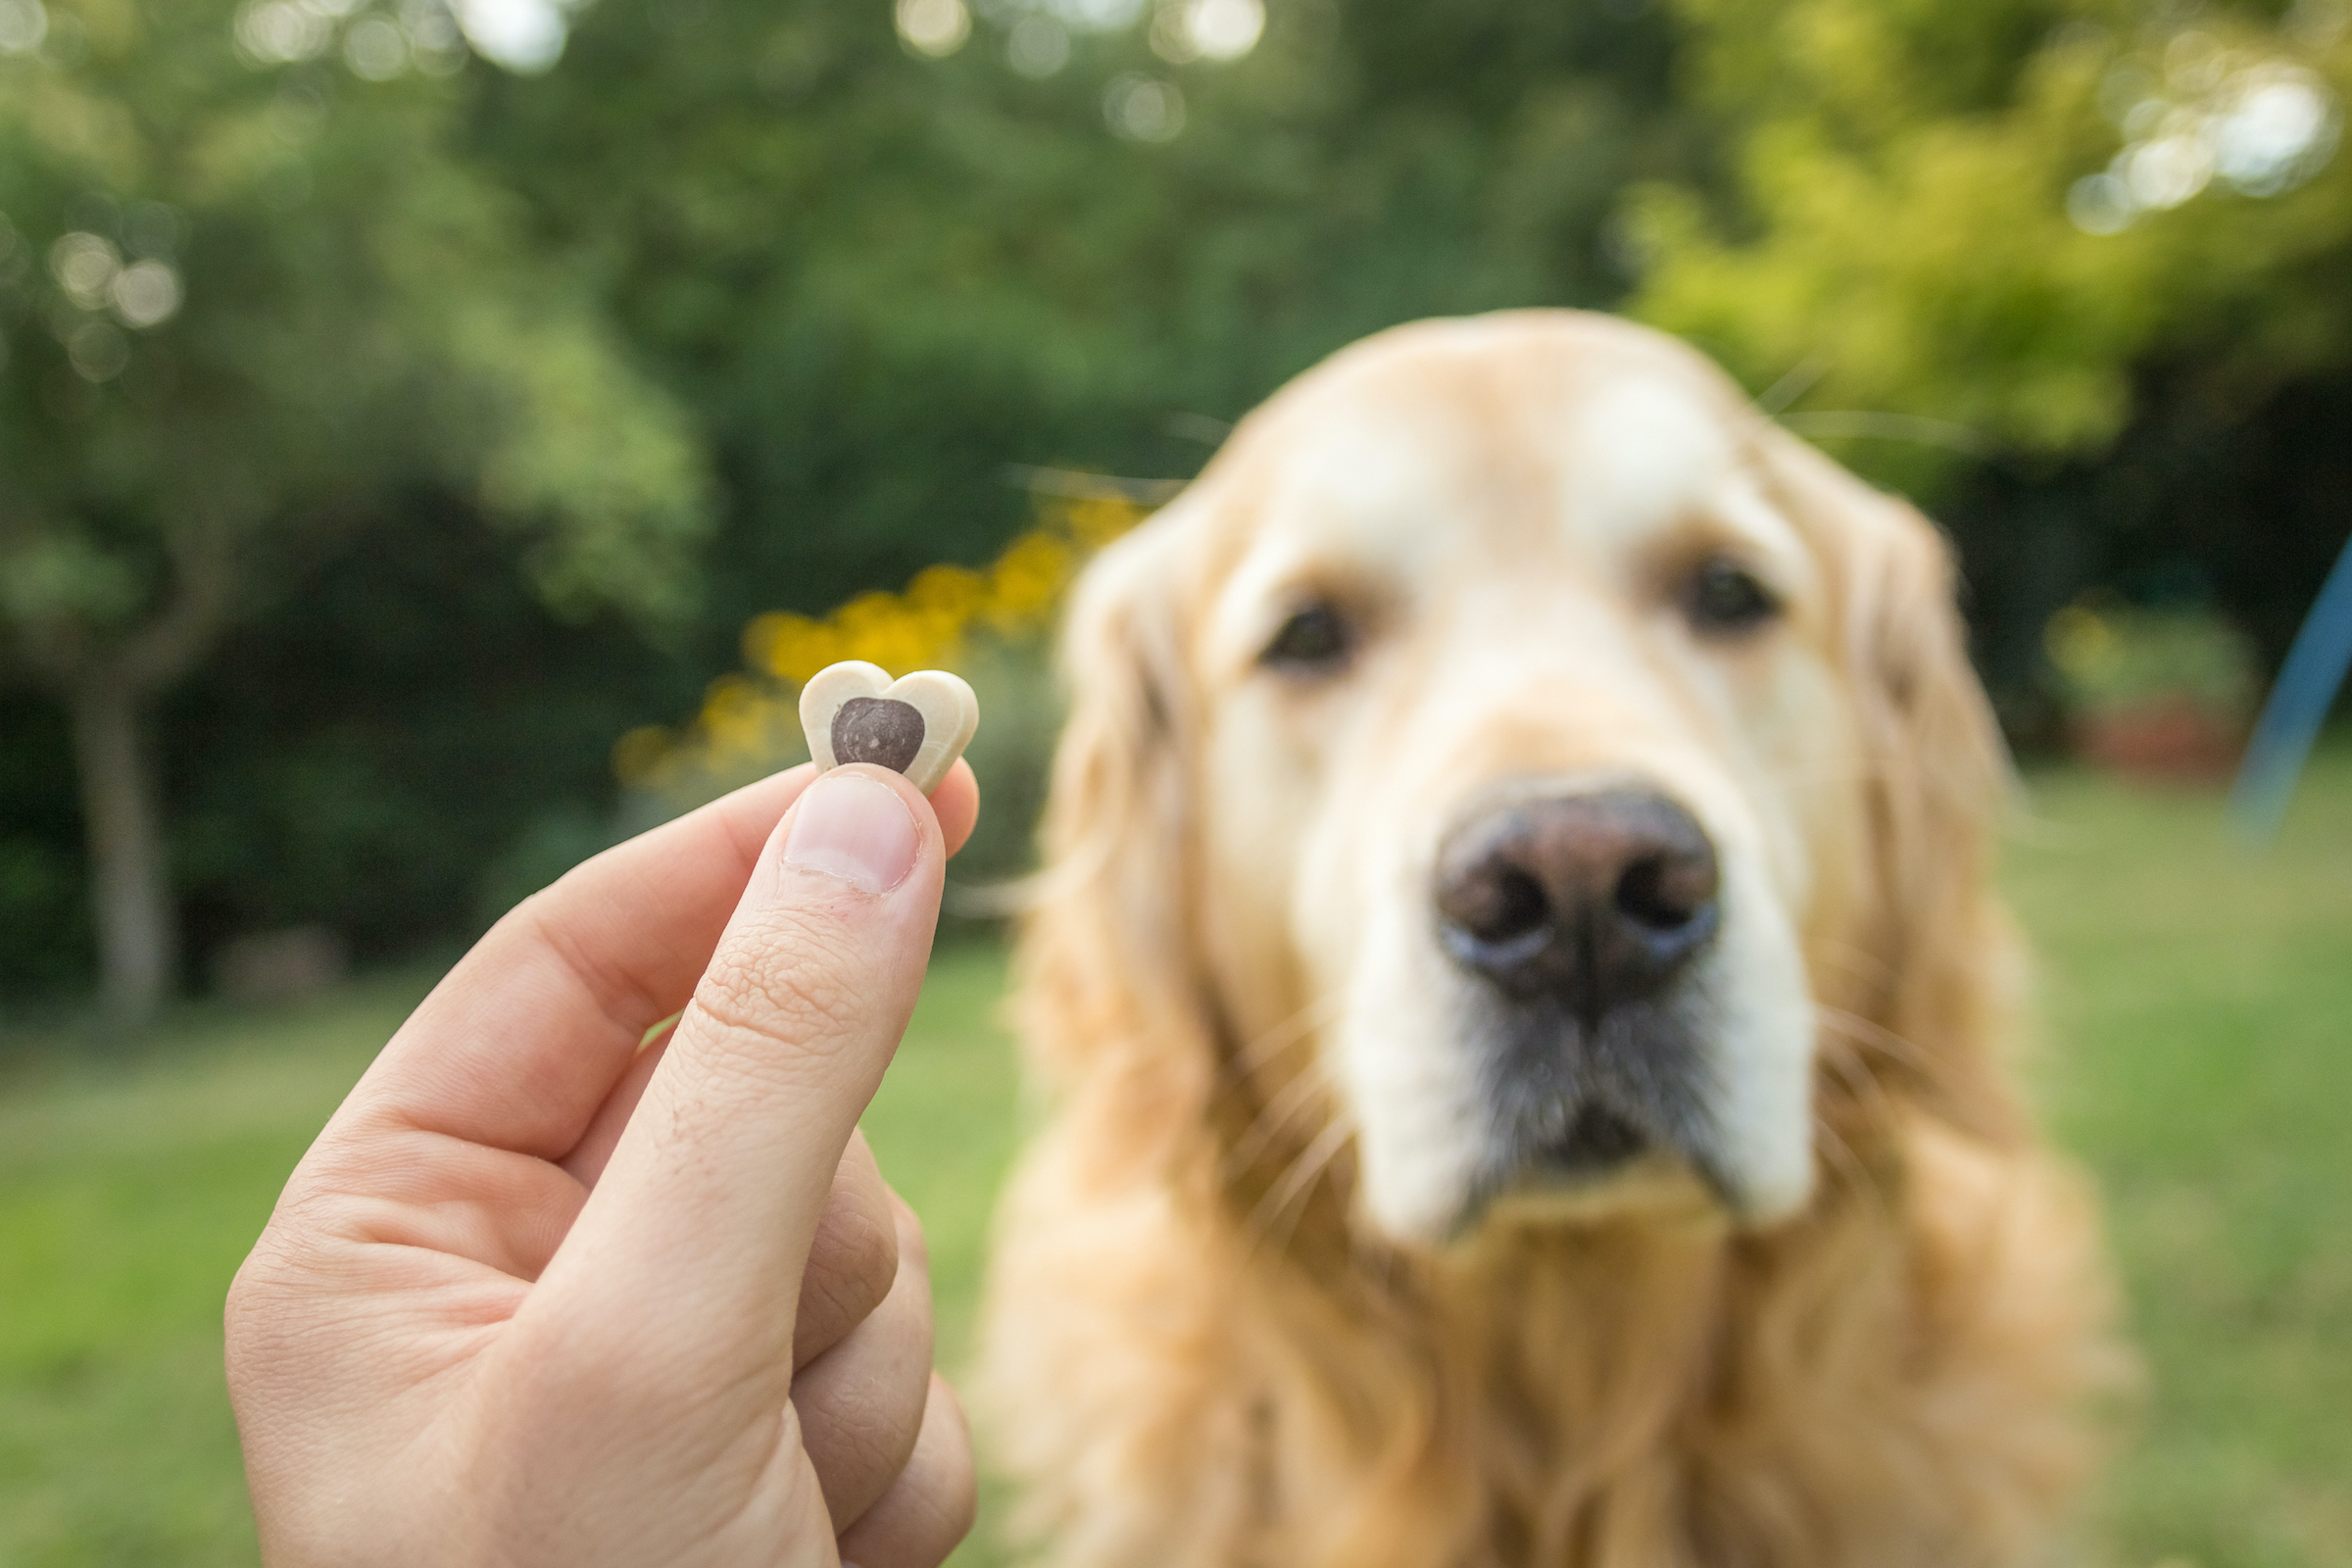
<box><xmin>798</xmin><ymin>662</ymin><xmax>979</xmax><ymax>796</ymax></box>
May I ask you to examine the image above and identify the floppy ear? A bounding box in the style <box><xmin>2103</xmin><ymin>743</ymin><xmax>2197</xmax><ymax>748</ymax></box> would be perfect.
<box><xmin>1763</xmin><ymin>432</ymin><xmax>2027</xmax><ymax>1148</ymax></box>
<box><xmin>1012</xmin><ymin>505</ymin><xmax>1223</xmax><ymax>1154</ymax></box>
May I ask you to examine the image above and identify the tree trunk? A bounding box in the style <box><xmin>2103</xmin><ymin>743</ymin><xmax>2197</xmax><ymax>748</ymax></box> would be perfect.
<box><xmin>67</xmin><ymin>674</ymin><xmax>176</xmax><ymax>1027</ymax></box>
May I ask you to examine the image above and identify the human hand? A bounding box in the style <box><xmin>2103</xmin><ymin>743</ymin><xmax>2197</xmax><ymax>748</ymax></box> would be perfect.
<box><xmin>226</xmin><ymin>760</ymin><xmax>982</xmax><ymax>1568</ymax></box>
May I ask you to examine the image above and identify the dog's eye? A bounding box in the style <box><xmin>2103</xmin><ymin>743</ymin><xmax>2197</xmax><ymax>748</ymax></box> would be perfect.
<box><xmin>1683</xmin><ymin>558</ymin><xmax>1782</xmax><ymax>636</ymax></box>
<box><xmin>1262</xmin><ymin>603</ymin><xmax>1351</xmax><ymax>671</ymax></box>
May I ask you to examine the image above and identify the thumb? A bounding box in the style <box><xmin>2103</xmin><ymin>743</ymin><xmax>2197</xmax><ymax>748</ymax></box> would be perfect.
<box><xmin>526</xmin><ymin>763</ymin><xmax>946</xmax><ymax>1387</ymax></box>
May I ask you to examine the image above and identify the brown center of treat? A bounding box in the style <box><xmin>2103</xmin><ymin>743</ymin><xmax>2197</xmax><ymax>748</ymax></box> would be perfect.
<box><xmin>832</xmin><ymin>697</ymin><xmax>926</xmax><ymax>775</ymax></box>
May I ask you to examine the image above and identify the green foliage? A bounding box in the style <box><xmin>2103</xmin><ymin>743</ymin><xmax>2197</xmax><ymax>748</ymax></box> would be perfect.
<box><xmin>2045</xmin><ymin>593</ymin><xmax>2261</xmax><ymax>715</ymax></box>
<box><xmin>0</xmin><ymin>696</ymin><xmax>90</xmax><ymax>995</ymax></box>
<box><xmin>0</xmin><ymin>0</ymin><xmax>712</xmax><ymax>669</ymax></box>
<box><xmin>164</xmin><ymin>499</ymin><xmax>700</xmax><ymax>960</ymax></box>
<box><xmin>6</xmin><ymin>0</ymin><xmax>2350</xmax><ymax>1001</ymax></box>
<box><xmin>1631</xmin><ymin>0</ymin><xmax>2352</xmax><ymax>496</ymax></box>
<box><xmin>468</xmin><ymin>0</ymin><xmax>1695</xmax><ymax>626</ymax></box>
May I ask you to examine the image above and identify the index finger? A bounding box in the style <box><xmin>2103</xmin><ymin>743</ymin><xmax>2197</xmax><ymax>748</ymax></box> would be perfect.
<box><xmin>333</xmin><ymin>758</ymin><xmax>978</xmax><ymax>1164</ymax></box>
<box><xmin>511</xmin><ymin>763</ymin><xmax>948</xmax><ymax>1405</ymax></box>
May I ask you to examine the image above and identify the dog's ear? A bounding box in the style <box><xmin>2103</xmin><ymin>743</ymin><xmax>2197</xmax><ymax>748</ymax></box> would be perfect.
<box><xmin>1762</xmin><ymin>431</ymin><xmax>2027</xmax><ymax>1147</ymax></box>
<box><xmin>1013</xmin><ymin>505</ymin><xmax>1221</xmax><ymax>1135</ymax></box>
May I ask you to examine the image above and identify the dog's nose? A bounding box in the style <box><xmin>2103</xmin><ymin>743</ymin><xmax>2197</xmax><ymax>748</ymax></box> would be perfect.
<box><xmin>1434</xmin><ymin>789</ymin><xmax>1721</xmax><ymax>1015</ymax></box>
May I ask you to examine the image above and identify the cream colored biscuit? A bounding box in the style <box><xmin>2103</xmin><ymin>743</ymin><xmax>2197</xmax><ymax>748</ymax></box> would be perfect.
<box><xmin>798</xmin><ymin>662</ymin><xmax>980</xmax><ymax>796</ymax></box>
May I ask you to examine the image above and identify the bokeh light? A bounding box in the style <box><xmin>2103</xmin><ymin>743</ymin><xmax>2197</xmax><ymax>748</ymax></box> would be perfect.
<box><xmin>0</xmin><ymin>0</ymin><xmax>47</xmax><ymax>53</ymax></box>
<box><xmin>454</xmin><ymin>0</ymin><xmax>571</xmax><ymax>73</ymax></box>
<box><xmin>1176</xmin><ymin>0</ymin><xmax>1259</xmax><ymax>61</ymax></box>
<box><xmin>401</xmin><ymin>0</ymin><xmax>466</xmax><ymax>73</ymax></box>
<box><xmin>1104</xmin><ymin>72</ymin><xmax>1184</xmax><ymax>141</ymax></box>
<box><xmin>2073</xmin><ymin>43</ymin><xmax>2340</xmax><ymax>235</ymax></box>
<box><xmin>235</xmin><ymin>0</ymin><xmax>332</xmax><ymax>65</ymax></box>
<box><xmin>895</xmin><ymin>0</ymin><xmax>970</xmax><ymax>58</ymax></box>
<box><xmin>940</xmin><ymin>0</ymin><xmax>1259</xmax><ymax>79</ymax></box>
<box><xmin>1053</xmin><ymin>0</ymin><xmax>1145</xmax><ymax>30</ymax></box>
<box><xmin>48</xmin><ymin>232</ymin><xmax>120</xmax><ymax>311</ymax></box>
<box><xmin>110</xmin><ymin>261</ymin><xmax>183</xmax><ymax>329</ymax></box>
<box><xmin>1006</xmin><ymin>12</ymin><xmax>1069</xmax><ymax>77</ymax></box>
<box><xmin>343</xmin><ymin>15</ymin><xmax>410</xmax><ymax>77</ymax></box>
<box><xmin>2214</xmin><ymin>66</ymin><xmax>2342</xmax><ymax>193</ymax></box>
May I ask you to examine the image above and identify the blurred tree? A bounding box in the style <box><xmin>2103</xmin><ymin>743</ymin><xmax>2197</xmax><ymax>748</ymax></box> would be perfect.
<box><xmin>25</xmin><ymin>0</ymin><xmax>2339</xmax><ymax>1009</ymax></box>
<box><xmin>468</xmin><ymin>0</ymin><xmax>1701</xmax><ymax>649</ymax></box>
<box><xmin>1628</xmin><ymin>0</ymin><xmax>2350</xmax><ymax>530</ymax></box>
<box><xmin>4</xmin><ymin>0</ymin><xmax>1715</xmax><ymax>1007</ymax></box>
<box><xmin>0</xmin><ymin>0</ymin><xmax>711</xmax><ymax>1021</ymax></box>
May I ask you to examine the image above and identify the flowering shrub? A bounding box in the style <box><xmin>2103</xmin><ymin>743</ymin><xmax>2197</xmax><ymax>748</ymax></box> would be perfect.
<box><xmin>616</xmin><ymin>492</ymin><xmax>1148</xmax><ymax>801</ymax></box>
<box><xmin>2044</xmin><ymin>594</ymin><xmax>2260</xmax><ymax>781</ymax></box>
<box><xmin>2044</xmin><ymin>596</ymin><xmax>2260</xmax><ymax>721</ymax></box>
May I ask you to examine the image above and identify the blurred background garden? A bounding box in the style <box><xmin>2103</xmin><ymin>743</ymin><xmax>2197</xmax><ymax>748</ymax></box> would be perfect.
<box><xmin>1</xmin><ymin>0</ymin><xmax>2348</xmax><ymax>1561</ymax></box>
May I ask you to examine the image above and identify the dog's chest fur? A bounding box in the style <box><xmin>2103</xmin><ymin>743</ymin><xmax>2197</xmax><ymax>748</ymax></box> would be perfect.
<box><xmin>981</xmin><ymin>1111</ymin><xmax>2114</xmax><ymax>1568</ymax></box>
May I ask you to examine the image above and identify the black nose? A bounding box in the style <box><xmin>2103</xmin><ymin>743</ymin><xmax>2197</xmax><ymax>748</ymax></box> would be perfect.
<box><xmin>1434</xmin><ymin>789</ymin><xmax>1721</xmax><ymax>1017</ymax></box>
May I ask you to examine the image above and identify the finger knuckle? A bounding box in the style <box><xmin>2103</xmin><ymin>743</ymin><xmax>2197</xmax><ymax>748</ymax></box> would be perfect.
<box><xmin>839</xmin><ymin>1199</ymin><xmax>905</xmax><ymax>1299</ymax></box>
<box><xmin>805</xmin><ymin>1200</ymin><xmax>901</xmax><ymax>1338</ymax></box>
<box><xmin>690</xmin><ymin>920</ymin><xmax>868</xmax><ymax>1064</ymax></box>
<box><xmin>890</xmin><ymin>1193</ymin><xmax>932</xmax><ymax>1274</ymax></box>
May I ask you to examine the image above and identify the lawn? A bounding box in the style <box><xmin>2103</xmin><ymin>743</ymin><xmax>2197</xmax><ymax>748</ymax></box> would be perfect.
<box><xmin>2009</xmin><ymin>756</ymin><xmax>2352</xmax><ymax>1568</ymax></box>
<box><xmin>1</xmin><ymin>754</ymin><xmax>2347</xmax><ymax>1567</ymax></box>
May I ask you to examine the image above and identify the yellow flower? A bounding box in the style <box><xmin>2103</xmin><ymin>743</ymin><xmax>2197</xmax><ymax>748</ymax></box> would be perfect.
<box><xmin>622</xmin><ymin>488</ymin><xmax>1156</xmax><ymax>792</ymax></box>
<box><xmin>700</xmin><ymin>674</ymin><xmax>784</xmax><ymax>761</ymax></box>
<box><xmin>907</xmin><ymin>563</ymin><xmax>989</xmax><ymax>618</ymax></box>
<box><xmin>2044</xmin><ymin>604</ymin><xmax>2116</xmax><ymax>680</ymax></box>
<box><xmin>743</xmin><ymin>612</ymin><xmax>838</xmax><ymax>684</ymax></box>
<box><xmin>983</xmin><ymin>531</ymin><xmax>1076</xmax><ymax>632</ymax></box>
<box><xmin>1064</xmin><ymin>495</ymin><xmax>1145</xmax><ymax>550</ymax></box>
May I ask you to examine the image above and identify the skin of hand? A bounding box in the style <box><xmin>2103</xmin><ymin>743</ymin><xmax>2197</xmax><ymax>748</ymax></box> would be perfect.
<box><xmin>225</xmin><ymin>759</ymin><xmax>983</xmax><ymax>1568</ymax></box>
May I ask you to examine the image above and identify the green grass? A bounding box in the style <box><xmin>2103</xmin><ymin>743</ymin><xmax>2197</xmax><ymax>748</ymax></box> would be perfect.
<box><xmin>2012</xmin><ymin>753</ymin><xmax>2352</xmax><ymax>1568</ymax></box>
<box><xmin>0</xmin><ymin>979</ymin><xmax>429</xmax><ymax>1567</ymax></box>
<box><xmin>0</xmin><ymin>950</ymin><xmax>1024</xmax><ymax>1568</ymax></box>
<box><xmin>2</xmin><ymin>756</ymin><xmax>2347</xmax><ymax>1566</ymax></box>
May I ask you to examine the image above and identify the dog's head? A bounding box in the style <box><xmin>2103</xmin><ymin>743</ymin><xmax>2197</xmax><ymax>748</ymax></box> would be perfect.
<box><xmin>1028</xmin><ymin>312</ymin><xmax>2015</xmax><ymax>1249</ymax></box>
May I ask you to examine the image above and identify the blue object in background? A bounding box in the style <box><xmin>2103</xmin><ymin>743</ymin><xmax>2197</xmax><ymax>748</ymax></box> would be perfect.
<box><xmin>2229</xmin><ymin>526</ymin><xmax>2352</xmax><ymax>842</ymax></box>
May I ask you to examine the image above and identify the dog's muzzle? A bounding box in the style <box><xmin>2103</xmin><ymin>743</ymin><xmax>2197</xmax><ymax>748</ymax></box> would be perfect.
<box><xmin>1434</xmin><ymin>787</ymin><xmax>1726</xmax><ymax>1199</ymax></box>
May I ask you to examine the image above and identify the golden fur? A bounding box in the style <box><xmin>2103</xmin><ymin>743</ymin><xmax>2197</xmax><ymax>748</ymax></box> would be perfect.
<box><xmin>977</xmin><ymin>312</ymin><xmax>2125</xmax><ymax>1568</ymax></box>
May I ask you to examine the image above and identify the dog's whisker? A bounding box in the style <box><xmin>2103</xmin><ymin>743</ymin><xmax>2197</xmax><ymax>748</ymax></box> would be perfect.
<box><xmin>1817</xmin><ymin>1032</ymin><xmax>1887</xmax><ymax>1101</ymax></box>
<box><xmin>1810</xmin><ymin>1108</ymin><xmax>1886</xmax><ymax>1214</ymax></box>
<box><xmin>1814</xmin><ymin>1038</ymin><xmax>1873</xmax><ymax>1116</ymax></box>
<box><xmin>1812</xmin><ymin>939</ymin><xmax>1896</xmax><ymax>990</ymax></box>
<box><xmin>1244</xmin><ymin>1114</ymin><xmax>1355</xmax><ymax>1259</ymax></box>
<box><xmin>1814</xmin><ymin>1004</ymin><xmax>1935</xmax><ymax>1074</ymax></box>
<box><xmin>1816</xmin><ymin>1046</ymin><xmax>1910</xmax><ymax>1219</ymax></box>
<box><xmin>1228</xmin><ymin>989</ymin><xmax>1347</xmax><ymax>1081</ymax></box>
<box><xmin>1211</xmin><ymin>991</ymin><xmax>1347</xmax><ymax>1182</ymax></box>
<box><xmin>1251</xmin><ymin>1154</ymin><xmax>1345</xmax><ymax>1265</ymax></box>
<box><xmin>1816</xmin><ymin>1029</ymin><xmax>1907</xmax><ymax>1140</ymax></box>
<box><xmin>1223</xmin><ymin>1065</ymin><xmax>1336</xmax><ymax>1179</ymax></box>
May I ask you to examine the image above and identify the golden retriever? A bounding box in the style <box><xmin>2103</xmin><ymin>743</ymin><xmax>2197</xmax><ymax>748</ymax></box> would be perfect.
<box><xmin>977</xmin><ymin>311</ymin><xmax>2122</xmax><ymax>1568</ymax></box>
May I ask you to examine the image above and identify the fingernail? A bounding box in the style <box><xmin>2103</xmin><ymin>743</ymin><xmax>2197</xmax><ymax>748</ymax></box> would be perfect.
<box><xmin>782</xmin><ymin>771</ymin><xmax>920</xmax><ymax>894</ymax></box>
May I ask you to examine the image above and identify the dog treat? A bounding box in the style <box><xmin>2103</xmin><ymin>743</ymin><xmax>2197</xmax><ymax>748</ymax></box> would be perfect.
<box><xmin>798</xmin><ymin>662</ymin><xmax>979</xmax><ymax>797</ymax></box>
